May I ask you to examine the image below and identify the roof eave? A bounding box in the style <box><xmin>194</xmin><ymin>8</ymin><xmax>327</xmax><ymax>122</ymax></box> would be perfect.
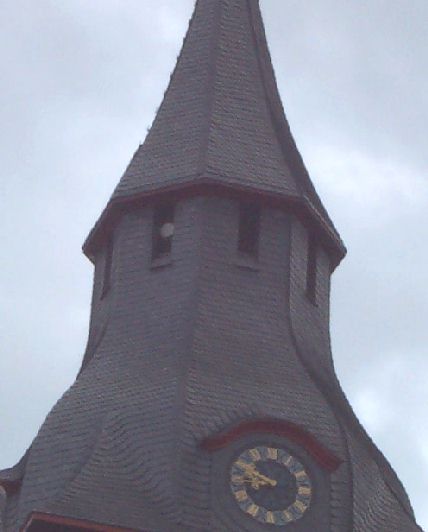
<box><xmin>82</xmin><ymin>179</ymin><xmax>346</xmax><ymax>270</ymax></box>
<box><xmin>0</xmin><ymin>450</ymin><xmax>29</xmax><ymax>495</ymax></box>
<box><xmin>22</xmin><ymin>512</ymin><xmax>143</xmax><ymax>532</ymax></box>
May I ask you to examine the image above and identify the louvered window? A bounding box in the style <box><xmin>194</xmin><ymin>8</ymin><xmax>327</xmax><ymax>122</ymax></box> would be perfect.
<box><xmin>152</xmin><ymin>202</ymin><xmax>175</xmax><ymax>261</ymax></box>
<box><xmin>101</xmin><ymin>235</ymin><xmax>113</xmax><ymax>299</ymax></box>
<box><xmin>238</xmin><ymin>202</ymin><xmax>260</xmax><ymax>257</ymax></box>
<box><xmin>306</xmin><ymin>236</ymin><xmax>317</xmax><ymax>304</ymax></box>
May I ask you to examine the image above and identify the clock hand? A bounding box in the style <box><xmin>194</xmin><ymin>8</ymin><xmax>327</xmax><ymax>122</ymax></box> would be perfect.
<box><xmin>251</xmin><ymin>471</ymin><xmax>277</xmax><ymax>487</ymax></box>
<box><xmin>241</xmin><ymin>463</ymin><xmax>277</xmax><ymax>484</ymax></box>
<box><xmin>233</xmin><ymin>463</ymin><xmax>277</xmax><ymax>489</ymax></box>
<box><xmin>232</xmin><ymin>475</ymin><xmax>276</xmax><ymax>490</ymax></box>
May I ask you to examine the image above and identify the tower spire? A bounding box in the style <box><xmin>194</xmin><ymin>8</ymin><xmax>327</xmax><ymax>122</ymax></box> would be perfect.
<box><xmin>84</xmin><ymin>0</ymin><xmax>345</xmax><ymax>266</ymax></box>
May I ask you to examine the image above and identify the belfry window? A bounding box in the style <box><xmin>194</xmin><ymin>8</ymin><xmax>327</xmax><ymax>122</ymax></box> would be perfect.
<box><xmin>152</xmin><ymin>202</ymin><xmax>175</xmax><ymax>261</ymax></box>
<box><xmin>306</xmin><ymin>235</ymin><xmax>317</xmax><ymax>304</ymax></box>
<box><xmin>101</xmin><ymin>235</ymin><xmax>113</xmax><ymax>299</ymax></box>
<box><xmin>238</xmin><ymin>202</ymin><xmax>260</xmax><ymax>257</ymax></box>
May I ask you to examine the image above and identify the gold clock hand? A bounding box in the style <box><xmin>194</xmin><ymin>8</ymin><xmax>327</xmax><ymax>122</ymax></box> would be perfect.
<box><xmin>251</xmin><ymin>471</ymin><xmax>277</xmax><ymax>488</ymax></box>
<box><xmin>235</xmin><ymin>463</ymin><xmax>277</xmax><ymax>489</ymax></box>
<box><xmin>243</xmin><ymin>464</ymin><xmax>277</xmax><ymax>487</ymax></box>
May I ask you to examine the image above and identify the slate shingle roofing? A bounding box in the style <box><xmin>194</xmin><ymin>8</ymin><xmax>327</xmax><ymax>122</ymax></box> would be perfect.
<box><xmin>83</xmin><ymin>0</ymin><xmax>345</xmax><ymax>267</ymax></box>
<box><xmin>0</xmin><ymin>1</ymin><xmax>423</xmax><ymax>531</ymax></box>
<box><xmin>114</xmin><ymin>0</ymin><xmax>318</xmax><ymax>200</ymax></box>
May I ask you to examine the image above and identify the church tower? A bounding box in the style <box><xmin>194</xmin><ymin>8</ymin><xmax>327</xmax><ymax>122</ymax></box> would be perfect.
<box><xmin>0</xmin><ymin>1</ymin><xmax>421</xmax><ymax>531</ymax></box>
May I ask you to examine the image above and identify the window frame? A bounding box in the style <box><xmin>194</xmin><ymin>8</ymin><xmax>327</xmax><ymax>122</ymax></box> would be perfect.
<box><xmin>151</xmin><ymin>201</ymin><xmax>175</xmax><ymax>262</ymax></box>
<box><xmin>101</xmin><ymin>234</ymin><xmax>114</xmax><ymax>299</ymax></box>
<box><xmin>306</xmin><ymin>234</ymin><xmax>318</xmax><ymax>305</ymax></box>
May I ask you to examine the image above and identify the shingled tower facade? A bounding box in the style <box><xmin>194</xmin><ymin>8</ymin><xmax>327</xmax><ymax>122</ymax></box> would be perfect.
<box><xmin>0</xmin><ymin>1</ymin><xmax>422</xmax><ymax>531</ymax></box>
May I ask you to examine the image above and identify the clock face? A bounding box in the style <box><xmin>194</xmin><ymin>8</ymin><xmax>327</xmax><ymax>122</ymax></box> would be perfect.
<box><xmin>230</xmin><ymin>446</ymin><xmax>312</xmax><ymax>526</ymax></box>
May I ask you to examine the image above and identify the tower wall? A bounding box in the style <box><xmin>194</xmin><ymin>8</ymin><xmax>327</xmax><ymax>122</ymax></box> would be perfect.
<box><xmin>289</xmin><ymin>218</ymin><xmax>335</xmax><ymax>377</ymax></box>
<box><xmin>7</xmin><ymin>194</ymin><xmax>415</xmax><ymax>531</ymax></box>
<box><xmin>81</xmin><ymin>195</ymin><xmax>352</xmax><ymax>530</ymax></box>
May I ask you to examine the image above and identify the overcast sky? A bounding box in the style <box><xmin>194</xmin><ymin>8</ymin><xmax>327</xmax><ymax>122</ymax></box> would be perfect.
<box><xmin>0</xmin><ymin>0</ymin><xmax>427</xmax><ymax>528</ymax></box>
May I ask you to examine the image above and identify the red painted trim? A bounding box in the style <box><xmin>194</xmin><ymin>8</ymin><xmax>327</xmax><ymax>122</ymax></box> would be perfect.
<box><xmin>23</xmin><ymin>512</ymin><xmax>143</xmax><ymax>532</ymax></box>
<box><xmin>200</xmin><ymin>419</ymin><xmax>342</xmax><ymax>473</ymax></box>
<box><xmin>83</xmin><ymin>179</ymin><xmax>345</xmax><ymax>269</ymax></box>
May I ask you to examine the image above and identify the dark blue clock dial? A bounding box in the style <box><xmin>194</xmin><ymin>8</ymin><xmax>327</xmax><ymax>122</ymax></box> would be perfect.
<box><xmin>230</xmin><ymin>446</ymin><xmax>312</xmax><ymax>526</ymax></box>
<box><xmin>247</xmin><ymin>459</ymin><xmax>297</xmax><ymax>511</ymax></box>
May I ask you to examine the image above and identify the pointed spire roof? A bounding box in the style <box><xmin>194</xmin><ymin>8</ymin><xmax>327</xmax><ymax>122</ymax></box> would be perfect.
<box><xmin>84</xmin><ymin>0</ymin><xmax>345</xmax><ymax>264</ymax></box>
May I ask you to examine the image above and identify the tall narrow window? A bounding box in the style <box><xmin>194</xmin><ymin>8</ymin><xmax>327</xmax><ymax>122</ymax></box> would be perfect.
<box><xmin>306</xmin><ymin>235</ymin><xmax>317</xmax><ymax>304</ymax></box>
<box><xmin>152</xmin><ymin>202</ymin><xmax>175</xmax><ymax>261</ymax></box>
<box><xmin>101</xmin><ymin>235</ymin><xmax>113</xmax><ymax>299</ymax></box>
<box><xmin>238</xmin><ymin>202</ymin><xmax>261</xmax><ymax>257</ymax></box>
